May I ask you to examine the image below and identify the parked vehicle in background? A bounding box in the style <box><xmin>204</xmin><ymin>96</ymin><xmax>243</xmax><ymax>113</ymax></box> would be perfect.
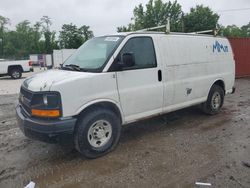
<box><xmin>0</xmin><ymin>60</ymin><xmax>33</xmax><ymax>79</ymax></box>
<box><xmin>16</xmin><ymin>32</ymin><xmax>235</xmax><ymax>158</ymax></box>
<box><xmin>29</xmin><ymin>55</ymin><xmax>40</xmax><ymax>66</ymax></box>
<box><xmin>29</xmin><ymin>54</ymin><xmax>53</xmax><ymax>69</ymax></box>
<box><xmin>53</xmin><ymin>49</ymin><xmax>76</xmax><ymax>68</ymax></box>
<box><xmin>45</xmin><ymin>54</ymin><xmax>53</xmax><ymax>69</ymax></box>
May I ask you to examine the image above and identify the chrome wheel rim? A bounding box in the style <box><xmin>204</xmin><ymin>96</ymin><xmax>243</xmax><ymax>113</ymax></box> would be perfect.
<box><xmin>87</xmin><ymin>120</ymin><xmax>112</xmax><ymax>148</ymax></box>
<box><xmin>211</xmin><ymin>92</ymin><xmax>221</xmax><ymax>110</ymax></box>
<box><xmin>12</xmin><ymin>71</ymin><xmax>20</xmax><ymax>78</ymax></box>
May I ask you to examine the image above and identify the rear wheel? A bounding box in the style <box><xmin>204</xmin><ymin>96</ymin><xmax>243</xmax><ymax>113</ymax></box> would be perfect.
<box><xmin>201</xmin><ymin>85</ymin><xmax>224</xmax><ymax>115</ymax></box>
<box><xmin>10</xmin><ymin>68</ymin><xmax>22</xmax><ymax>79</ymax></box>
<box><xmin>74</xmin><ymin>108</ymin><xmax>121</xmax><ymax>158</ymax></box>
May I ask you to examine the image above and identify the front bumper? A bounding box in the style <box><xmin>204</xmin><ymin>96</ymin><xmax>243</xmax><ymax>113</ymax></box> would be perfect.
<box><xmin>16</xmin><ymin>105</ymin><xmax>77</xmax><ymax>143</ymax></box>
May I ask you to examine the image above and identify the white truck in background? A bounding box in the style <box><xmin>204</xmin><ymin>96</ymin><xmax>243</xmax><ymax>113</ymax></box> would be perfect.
<box><xmin>0</xmin><ymin>59</ymin><xmax>33</xmax><ymax>79</ymax></box>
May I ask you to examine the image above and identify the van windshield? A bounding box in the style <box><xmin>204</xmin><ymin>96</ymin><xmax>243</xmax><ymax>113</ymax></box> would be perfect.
<box><xmin>62</xmin><ymin>36</ymin><xmax>124</xmax><ymax>72</ymax></box>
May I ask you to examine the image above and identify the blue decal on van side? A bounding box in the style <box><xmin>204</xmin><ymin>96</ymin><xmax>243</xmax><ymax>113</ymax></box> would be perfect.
<box><xmin>213</xmin><ymin>41</ymin><xmax>228</xmax><ymax>53</ymax></box>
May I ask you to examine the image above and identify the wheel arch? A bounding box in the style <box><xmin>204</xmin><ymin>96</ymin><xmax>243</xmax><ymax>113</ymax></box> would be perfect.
<box><xmin>207</xmin><ymin>79</ymin><xmax>226</xmax><ymax>98</ymax></box>
<box><xmin>212</xmin><ymin>79</ymin><xmax>225</xmax><ymax>94</ymax></box>
<box><xmin>8</xmin><ymin>65</ymin><xmax>23</xmax><ymax>74</ymax></box>
<box><xmin>76</xmin><ymin>99</ymin><xmax>124</xmax><ymax>124</ymax></box>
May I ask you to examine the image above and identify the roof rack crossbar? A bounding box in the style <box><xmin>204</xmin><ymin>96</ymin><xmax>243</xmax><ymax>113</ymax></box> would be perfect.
<box><xmin>189</xmin><ymin>30</ymin><xmax>214</xmax><ymax>34</ymax></box>
<box><xmin>137</xmin><ymin>25</ymin><xmax>166</xmax><ymax>32</ymax></box>
<box><xmin>136</xmin><ymin>18</ymin><xmax>170</xmax><ymax>33</ymax></box>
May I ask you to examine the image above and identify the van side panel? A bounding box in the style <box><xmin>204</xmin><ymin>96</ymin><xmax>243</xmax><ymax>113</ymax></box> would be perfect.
<box><xmin>156</xmin><ymin>35</ymin><xmax>235</xmax><ymax>111</ymax></box>
<box><xmin>51</xmin><ymin>72</ymin><xmax>122</xmax><ymax>119</ymax></box>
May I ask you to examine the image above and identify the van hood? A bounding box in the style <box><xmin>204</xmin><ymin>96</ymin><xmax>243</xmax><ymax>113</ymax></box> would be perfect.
<box><xmin>22</xmin><ymin>69</ymin><xmax>94</xmax><ymax>92</ymax></box>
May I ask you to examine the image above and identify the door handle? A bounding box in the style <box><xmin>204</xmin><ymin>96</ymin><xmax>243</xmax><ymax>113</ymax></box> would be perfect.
<box><xmin>158</xmin><ymin>70</ymin><xmax>162</xmax><ymax>82</ymax></box>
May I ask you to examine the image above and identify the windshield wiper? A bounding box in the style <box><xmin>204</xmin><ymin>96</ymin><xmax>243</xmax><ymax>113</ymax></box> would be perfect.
<box><xmin>61</xmin><ymin>64</ymin><xmax>91</xmax><ymax>72</ymax></box>
<box><xmin>64</xmin><ymin>64</ymin><xmax>81</xmax><ymax>71</ymax></box>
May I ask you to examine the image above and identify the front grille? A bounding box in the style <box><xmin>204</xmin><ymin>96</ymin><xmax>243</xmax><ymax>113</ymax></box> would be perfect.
<box><xmin>19</xmin><ymin>87</ymin><xmax>33</xmax><ymax>115</ymax></box>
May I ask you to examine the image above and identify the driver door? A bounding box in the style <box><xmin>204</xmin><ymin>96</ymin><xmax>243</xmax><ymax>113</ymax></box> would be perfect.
<box><xmin>114</xmin><ymin>37</ymin><xmax>164</xmax><ymax>122</ymax></box>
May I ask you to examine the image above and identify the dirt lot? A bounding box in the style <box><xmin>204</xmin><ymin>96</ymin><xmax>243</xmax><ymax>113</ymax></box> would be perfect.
<box><xmin>0</xmin><ymin>76</ymin><xmax>249</xmax><ymax>188</ymax></box>
<box><xmin>0</xmin><ymin>68</ymin><xmax>44</xmax><ymax>95</ymax></box>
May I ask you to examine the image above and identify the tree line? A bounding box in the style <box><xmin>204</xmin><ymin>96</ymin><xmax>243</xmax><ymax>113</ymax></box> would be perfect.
<box><xmin>0</xmin><ymin>15</ymin><xmax>93</xmax><ymax>59</ymax></box>
<box><xmin>0</xmin><ymin>0</ymin><xmax>249</xmax><ymax>60</ymax></box>
<box><xmin>117</xmin><ymin>0</ymin><xmax>250</xmax><ymax>37</ymax></box>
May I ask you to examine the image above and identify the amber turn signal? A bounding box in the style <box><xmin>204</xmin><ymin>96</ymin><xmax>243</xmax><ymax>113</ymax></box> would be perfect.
<box><xmin>31</xmin><ymin>109</ymin><xmax>60</xmax><ymax>117</ymax></box>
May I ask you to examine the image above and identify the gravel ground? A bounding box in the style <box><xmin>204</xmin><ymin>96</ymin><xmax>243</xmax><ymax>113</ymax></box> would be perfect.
<box><xmin>0</xmin><ymin>67</ymin><xmax>44</xmax><ymax>95</ymax></box>
<box><xmin>0</xmin><ymin>77</ymin><xmax>249</xmax><ymax>188</ymax></box>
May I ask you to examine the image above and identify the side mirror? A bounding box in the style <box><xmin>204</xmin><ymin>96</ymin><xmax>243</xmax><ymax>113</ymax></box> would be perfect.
<box><xmin>122</xmin><ymin>53</ymin><xmax>135</xmax><ymax>67</ymax></box>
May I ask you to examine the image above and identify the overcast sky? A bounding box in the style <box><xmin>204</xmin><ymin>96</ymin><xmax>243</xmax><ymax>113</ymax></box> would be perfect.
<box><xmin>0</xmin><ymin>0</ymin><xmax>250</xmax><ymax>36</ymax></box>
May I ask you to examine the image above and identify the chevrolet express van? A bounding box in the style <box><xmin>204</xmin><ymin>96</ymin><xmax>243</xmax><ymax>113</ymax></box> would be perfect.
<box><xmin>16</xmin><ymin>32</ymin><xmax>235</xmax><ymax>158</ymax></box>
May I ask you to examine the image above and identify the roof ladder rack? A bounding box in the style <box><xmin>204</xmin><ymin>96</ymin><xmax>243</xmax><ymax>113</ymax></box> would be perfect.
<box><xmin>136</xmin><ymin>18</ymin><xmax>170</xmax><ymax>33</ymax></box>
<box><xmin>189</xmin><ymin>30</ymin><xmax>214</xmax><ymax>34</ymax></box>
<box><xmin>135</xmin><ymin>19</ymin><xmax>218</xmax><ymax>37</ymax></box>
<box><xmin>188</xmin><ymin>25</ymin><xmax>219</xmax><ymax>36</ymax></box>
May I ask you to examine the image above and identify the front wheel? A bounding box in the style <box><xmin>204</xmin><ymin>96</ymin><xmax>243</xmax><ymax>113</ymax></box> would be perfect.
<box><xmin>201</xmin><ymin>85</ymin><xmax>225</xmax><ymax>115</ymax></box>
<box><xmin>10</xmin><ymin>69</ymin><xmax>22</xmax><ymax>79</ymax></box>
<box><xmin>74</xmin><ymin>108</ymin><xmax>121</xmax><ymax>158</ymax></box>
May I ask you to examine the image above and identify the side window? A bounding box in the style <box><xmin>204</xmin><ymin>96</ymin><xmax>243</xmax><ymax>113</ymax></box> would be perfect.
<box><xmin>120</xmin><ymin>37</ymin><xmax>157</xmax><ymax>69</ymax></box>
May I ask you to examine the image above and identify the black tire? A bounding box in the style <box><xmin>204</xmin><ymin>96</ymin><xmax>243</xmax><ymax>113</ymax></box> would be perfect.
<box><xmin>74</xmin><ymin>108</ymin><xmax>121</xmax><ymax>159</ymax></box>
<box><xmin>201</xmin><ymin>84</ymin><xmax>224</xmax><ymax>115</ymax></box>
<box><xmin>10</xmin><ymin>68</ymin><xmax>22</xmax><ymax>79</ymax></box>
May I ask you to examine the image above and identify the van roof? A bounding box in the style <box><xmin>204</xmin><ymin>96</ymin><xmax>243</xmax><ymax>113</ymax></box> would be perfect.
<box><xmin>104</xmin><ymin>31</ymin><xmax>225</xmax><ymax>39</ymax></box>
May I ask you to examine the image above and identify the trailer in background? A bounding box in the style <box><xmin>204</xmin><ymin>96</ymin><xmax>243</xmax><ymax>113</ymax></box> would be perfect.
<box><xmin>53</xmin><ymin>49</ymin><xmax>76</xmax><ymax>68</ymax></box>
<box><xmin>45</xmin><ymin>54</ymin><xmax>52</xmax><ymax>69</ymax></box>
<box><xmin>29</xmin><ymin>54</ymin><xmax>39</xmax><ymax>66</ymax></box>
<box><xmin>29</xmin><ymin>54</ymin><xmax>52</xmax><ymax>68</ymax></box>
<box><xmin>229</xmin><ymin>38</ymin><xmax>250</xmax><ymax>78</ymax></box>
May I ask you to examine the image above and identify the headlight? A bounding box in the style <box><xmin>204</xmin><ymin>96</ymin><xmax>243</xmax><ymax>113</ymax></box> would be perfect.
<box><xmin>31</xmin><ymin>92</ymin><xmax>62</xmax><ymax>118</ymax></box>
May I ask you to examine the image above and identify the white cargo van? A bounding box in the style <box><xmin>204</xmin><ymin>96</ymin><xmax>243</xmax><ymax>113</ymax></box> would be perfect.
<box><xmin>16</xmin><ymin>32</ymin><xmax>235</xmax><ymax>158</ymax></box>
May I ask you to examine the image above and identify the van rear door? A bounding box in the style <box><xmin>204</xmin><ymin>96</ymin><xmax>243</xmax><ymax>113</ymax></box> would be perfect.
<box><xmin>115</xmin><ymin>37</ymin><xmax>164</xmax><ymax>122</ymax></box>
